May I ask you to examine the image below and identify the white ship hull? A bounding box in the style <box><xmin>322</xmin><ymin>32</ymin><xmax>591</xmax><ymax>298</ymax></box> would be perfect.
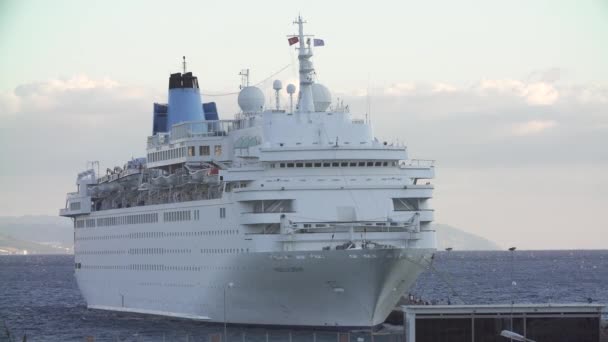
<box><xmin>73</xmin><ymin>200</ymin><xmax>433</xmax><ymax>327</ymax></box>
<box><xmin>80</xmin><ymin>247</ymin><xmax>431</xmax><ymax>327</ymax></box>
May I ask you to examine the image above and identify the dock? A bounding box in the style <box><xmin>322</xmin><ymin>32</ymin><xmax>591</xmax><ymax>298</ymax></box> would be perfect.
<box><xmin>402</xmin><ymin>303</ymin><xmax>606</xmax><ymax>342</ymax></box>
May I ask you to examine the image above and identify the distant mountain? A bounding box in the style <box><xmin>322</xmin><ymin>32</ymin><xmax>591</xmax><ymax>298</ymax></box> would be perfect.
<box><xmin>0</xmin><ymin>216</ymin><xmax>500</xmax><ymax>253</ymax></box>
<box><xmin>435</xmin><ymin>223</ymin><xmax>501</xmax><ymax>250</ymax></box>
<box><xmin>0</xmin><ymin>215</ymin><xmax>73</xmax><ymax>246</ymax></box>
<box><xmin>0</xmin><ymin>216</ymin><xmax>73</xmax><ymax>254</ymax></box>
<box><xmin>0</xmin><ymin>232</ymin><xmax>69</xmax><ymax>254</ymax></box>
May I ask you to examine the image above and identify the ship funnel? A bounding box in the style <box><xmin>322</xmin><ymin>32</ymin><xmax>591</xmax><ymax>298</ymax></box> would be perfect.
<box><xmin>166</xmin><ymin>57</ymin><xmax>205</xmax><ymax>129</ymax></box>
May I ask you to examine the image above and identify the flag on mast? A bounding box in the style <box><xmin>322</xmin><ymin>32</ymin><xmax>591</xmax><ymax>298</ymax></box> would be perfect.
<box><xmin>313</xmin><ymin>39</ymin><xmax>325</xmax><ymax>47</ymax></box>
<box><xmin>288</xmin><ymin>37</ymin><xmax>299</xmax><ymax>46</ymax></box>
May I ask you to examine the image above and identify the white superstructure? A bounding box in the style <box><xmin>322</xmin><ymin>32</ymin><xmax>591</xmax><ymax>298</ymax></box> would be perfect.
<box><xmin>60</xmin><ymin>16</ymin><xmax>436</xmax><ymax>327</ymax></box>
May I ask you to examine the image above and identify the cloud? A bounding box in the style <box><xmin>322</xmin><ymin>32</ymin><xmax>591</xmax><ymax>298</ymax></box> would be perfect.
<box><xmin>0</xmin><ymin>75</ymin><xmax>159</xmax><ymax>121</ymax></box>
<box><xmin>475</xmin><ymin>79</ymin><xmax>559</xmax><ymax>105</ymax></box>
<box><xmin>526</xmin><ymin>68</ymin><xmax>562</xmax><ymax>83</ymax></box>
<box><xmin>381</xmin><ymin>82</ymin><xmax>459</xmax><ymax>96</ymax></box>
<box><xmin>575</xmin><ymin>84</ymin><xmax>608</xmax><ymax>104</ymax></box>
<box><xmin>13</xmin><ymin>74</ymin><xmax>118</xmax><ymax>96</ymax></box>
<box><xmin>383</xmin><ymin>82</ymin><xmax>417</xmax><ymax>96</ymax></box>
<box><xmin>0</xmin><ymin>91</ymin><xmax>19</xmax><ymax>115</ymax></box>
<box><xmin>511</xmin><ymin>119</ymin><xmax>557</xmax><ymax>136</ymax></box>
<box><xmin>334</xmin><ymin>73</ymin><xmax>608</xmax><ymax>167</ymax></box>
<box><xmin>432</xmin><ymin>82</ymin><xmax>458</xmax><ymax>94</ymax></box>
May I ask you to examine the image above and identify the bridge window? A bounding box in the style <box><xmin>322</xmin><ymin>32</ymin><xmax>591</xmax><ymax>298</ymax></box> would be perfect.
<box><xmin>251</xmin><ymin>199</ymin><xmax>293</xmax><ymax>213</ymax></box>
<box><xmin>393</xmin><ymin>198</ymin><xmax>419</xmax><ymax>211</ymax></box>
<box><xmin>199</xmin><ymin>145</ymin><xmax>210</xmax><ymax>156</ymax></box>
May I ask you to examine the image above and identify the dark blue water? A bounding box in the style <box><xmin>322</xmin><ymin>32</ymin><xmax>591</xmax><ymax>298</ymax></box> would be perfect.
<box><xmin>1</xmin><ymin>251</ymin><xmax>606</xmax><ymax>341</ymax></box>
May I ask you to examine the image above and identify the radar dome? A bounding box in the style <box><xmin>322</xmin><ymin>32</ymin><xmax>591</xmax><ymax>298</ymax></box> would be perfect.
<box><xmin>238</xmin><ymin>86</ymin><xmax>265</xmax><ymax>112</ymax></box>
<box><xmin>272</xmin><ymin>80</ymin><xmax>283</xmax><ymax>91</ymax></box>
<box><xmin>312</xmin><ymin>83</ymin><xmax>331</xmax><ymax>112</ymax></box>
<box><xmin>286</xmin><ymin>84</ymin><xmax>296</xmax><ymax>94</ymax></box>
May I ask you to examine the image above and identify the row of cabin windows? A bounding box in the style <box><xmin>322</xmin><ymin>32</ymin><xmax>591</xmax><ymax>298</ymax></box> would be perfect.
<box><xmin>201</xmin><ymin>248</ymin><xmax>248</xmax><ymax>254</ymax></box>
<box><xmin>187</xmin><ymin>145</ymin><xmax>222</xmax><ymax>157</ymax></box>
<box><xmin>164</xmin><ymin>210</ymin><xmax>192</xmax><ymax>222</ymax></box>
<box><xmin>79</xmin><ymin>264</ymin><xmax>205</xmax><ymax>272</ymax></box>
<box><xmin>149</xmin><ymin>147</ymin><xmax>186</xmax><ymax>163</ymax></box>
<box><xmin>77</xmin><ymin>264</ymin><xmax>253</xmax><ymax>272</ymax></box>
<box><xmin>77</xmin><ymin>250</ymin><xmax>126</xmax><ymax>255</ymax></box>
<box><xmin>75</xmin><ymin>229</ymin><xmax>240</xmax><ymax>241</ymax></box>
<box><xmin>75</xmin><ymin>209</ymin><xmax>225</xmax><ymax>229</ymax></box>
<box><xmin>95</xmin><ymin>213</ymin><xmax>159</xmax><ymax>228</ymax></box>
<box><xmin>75</xmin><ymin>246</ymin><xmax>248</xmax><ymax>256</ymax></box>
<box><xmin>129</xmin><ymin>248</ymin><xmax>191</xmax><ymax>255</ymax></box>
<box><xmin>270</xmin><ymin>160</ymin><xmax>397</xmax><ymax>169</ymax></box>
<box><xmin>74</xmin><ymin>260</ymin><xmax>255</xmax><ymax>272</ymax></box>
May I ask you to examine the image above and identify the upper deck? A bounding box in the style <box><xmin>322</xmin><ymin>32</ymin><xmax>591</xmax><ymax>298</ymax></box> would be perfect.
<box><xmin>60</xmin><ymin>16</ymin><xmax>436</xmax><ymax>225</ymax></box>
<box><xmin>145</xmin><ymin>107</ymin><xmax>406</xmax><ymax>169</ymax></box>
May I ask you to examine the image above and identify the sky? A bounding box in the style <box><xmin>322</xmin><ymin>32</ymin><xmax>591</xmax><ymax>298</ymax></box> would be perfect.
<box><xmin>1</xmin><ymin>0</ymin><xmax>607</xmax><ymax>249</ymax></box>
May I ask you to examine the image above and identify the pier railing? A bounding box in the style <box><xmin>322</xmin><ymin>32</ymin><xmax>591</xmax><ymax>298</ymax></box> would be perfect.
<box><xmin>75</xmin><ymin>329</ymin><xmax>404</xmax><ymax>342</ymax></box>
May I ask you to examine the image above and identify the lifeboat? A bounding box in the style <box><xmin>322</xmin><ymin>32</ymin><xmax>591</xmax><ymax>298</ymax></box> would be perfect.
<box><xmin>151</xmin><ymin>176</ymin><xmax>168</xmax><ymax>187</ymax></box>
<box><xmin>189</xmin><ymin>169</ymin><xmax>206</xmax><ymax>182</ymax></box>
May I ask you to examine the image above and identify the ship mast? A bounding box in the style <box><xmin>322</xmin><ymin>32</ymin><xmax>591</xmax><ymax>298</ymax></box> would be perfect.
<box><xmin>295</xmin><ymin>15</ymin><xmax>315</xmax><ymax>113</ymax></box>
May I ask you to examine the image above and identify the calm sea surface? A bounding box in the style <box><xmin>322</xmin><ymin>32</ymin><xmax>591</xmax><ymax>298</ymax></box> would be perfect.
<box><xmin>1</xmin><ymin>250</ymin><xmax>607</xmax><ymax>341</ymax></box>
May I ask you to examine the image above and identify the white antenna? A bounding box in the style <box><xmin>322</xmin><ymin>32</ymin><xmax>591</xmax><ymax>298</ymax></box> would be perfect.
<box><xmin>287</xmin><ymin>84</ymin><xmax>296</xmax><ymax>113</ymax></box>
<box><xmin>239</xmin><ymin>69</ymin><xmax>250</xmax><ymax>89</ymax></box>
<box><xmin>293</xmin><ymin>15</ymin><xmax>315</xmax><ymax>113</ymax></box>
<box><xmin>366</xmin><ymin>73</ymin><xmax>371</xmax><ymax>124</ymax></box>
<box><xmin>182</xmin><ymin>56</ymin><xmax>187</xmax><ymax>73</ymax></box>
<box><xmin>86</xmin><ymin>161</ymin><xmax>100</xmax><ymax>178</ymax></box>
<box><xmin>273</xmin><ymin>80</ymin><xmax>283</xmax><ymax>110</ymax></box>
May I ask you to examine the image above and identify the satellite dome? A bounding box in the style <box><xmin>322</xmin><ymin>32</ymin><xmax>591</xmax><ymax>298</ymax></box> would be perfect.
<box><xmin>272</xmin><ymin>80</ymin><xmax>283</xmax><ymax>91</ymax></box>
<box><xmin>286</xmin><ymin>84</ymin><xmax>296</xmax><ymax>94</ymax></box>
<box><xmin>312</xmin><ymin>83</ymin><xmax>331</xmax><ymax>112</ymax></box>
<box><xmin>238</xmin><ymin>86</ymin><xmax>265</xmax><ymax>112</ymax></box>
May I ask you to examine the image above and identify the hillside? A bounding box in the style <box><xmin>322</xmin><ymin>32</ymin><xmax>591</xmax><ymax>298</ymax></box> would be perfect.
<box><xmin>0</xmin><ymin>216</ymin><xmax>500</xmax><ymax>253</ymax></box>
<box><xmin>0</xmin><ymin>216</ymin><xmax>73</xmax><ymax>254</ymax></box>
<box><xmin>435</xmin><ymin>223</ymin><xmax>501</xmax><ymax>250</ymax></box>
<box><xmin>0</xmin><ymin>215</ymin><xmax>73</xmax><ymax>246</ymax></box>
<box><xmin>0</xmin><ymin>232</ymin><xmax>70</xmax><ymax>254</ymax></box>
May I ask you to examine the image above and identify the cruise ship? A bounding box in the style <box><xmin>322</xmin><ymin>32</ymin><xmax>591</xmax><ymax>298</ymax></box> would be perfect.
<box><xmin>59</xmin><ymin>16</ymin><xmax>436</xmax><ymax>327</ymax></box>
